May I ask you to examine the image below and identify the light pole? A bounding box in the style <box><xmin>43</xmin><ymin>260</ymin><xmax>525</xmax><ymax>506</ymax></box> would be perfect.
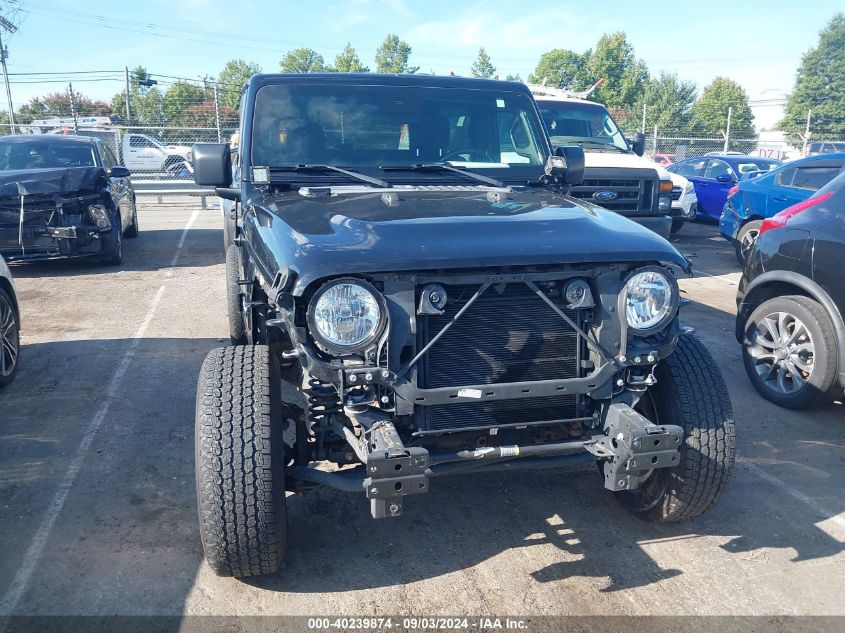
<box><xmin>0</xmin><ymin>15</ymin><xmax>17</xmax><ymax>133</ymax></box>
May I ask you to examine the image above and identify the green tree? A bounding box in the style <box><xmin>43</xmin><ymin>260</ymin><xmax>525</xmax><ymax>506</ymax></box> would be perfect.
<box><xmin>334</xmin><ymin>43</ymin><xmax>369</xmax><ymax>72</ymax></box>
<box><xmin>470</xmin><ymin>47</ymin><xmax>496</xmax><ymax>78</ymax></box>
<box><xmin>162</xmin><ymin>81</ymin><xmax>205</xmax><ymax>125</ymax></box>
<box><xmin>587</xmin><ymin>32</ymin><xmax>648</xmax><ymax>107</ymax></box>
<box><xmin>17</xmin><ymin>91</ymin><xmax>112</xmax><ymax>123</ymax></box>
<box><xmin>690</xmin><ymin>76</ymin><xmax>755</xmax><ymax>139</ymax></box>
<box><xmin>280</xmin><ymin>48</ymin><xmax>328</xmax><ymax>73</ymax></box>
<box><xmin>780</xmin><ymin>13</ymin><xmax>845</xmax><ymax>142</ymax></box>
<box><xmin>505</xmin><ymin>73</ymin><xmax>522</xmax><ymax>83</ymax></box>
<box><xmin>527</xmin><ymin>49</ymin><xmax>591</xmax><ymax>89</ymax></box>
<box><xmin>375</xmin><ymin>34</ymin><xmax>418</xmax><ymax>74</ymax></box>
<box><xmin>636</xmin><ymin>72</ymin><xmax>697</xmax><ymax>134</ymax></box>
<box><xmin>217</xmin><ymin>59</ymin><xmax>262</xmax><ymax>109</ymax></box>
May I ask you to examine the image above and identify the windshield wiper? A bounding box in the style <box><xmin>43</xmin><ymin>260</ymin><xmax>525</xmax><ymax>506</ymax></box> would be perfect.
<box><xmin>379</xmin><ymin>163</ymin><xmax>505</xmax><ymax>188</ymax></box>
<box><xmin>270</xmin><ymin>164</ymin><xmax>392</xmax><ymax>189</ymax></box>
<box><xmin>578</xmin><ymin>140</ymin><xmax>627</xmax><ymax>152</ymax></box>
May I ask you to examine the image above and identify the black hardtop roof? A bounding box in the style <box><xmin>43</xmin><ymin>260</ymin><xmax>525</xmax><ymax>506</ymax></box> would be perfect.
<box><xmin>0</xmin><ymin>134</ymin><xmax>98</xmax><ymax>145</ymax></box>
<box><xmin>247</xmin><ymin>72</ymin><xmax>532</xmax><ymax>94</ymax></box>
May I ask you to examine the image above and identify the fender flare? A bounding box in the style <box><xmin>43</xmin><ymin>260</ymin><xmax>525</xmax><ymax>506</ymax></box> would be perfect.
<box><xmin>737</xmin><ymin>270</ymin><xmax>845</xmax><ymax>387</ymax></box>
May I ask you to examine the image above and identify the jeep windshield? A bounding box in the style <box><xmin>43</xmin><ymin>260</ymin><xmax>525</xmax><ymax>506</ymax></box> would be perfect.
<box><xmin>251</xmin><ymin>82</ymin><xmax>549</xmax><ymax>185</ymax></box>
<box><xmin>536</xmin><ymin>100</ymin><xmax>630</xmax><ymax>153</ymax></box>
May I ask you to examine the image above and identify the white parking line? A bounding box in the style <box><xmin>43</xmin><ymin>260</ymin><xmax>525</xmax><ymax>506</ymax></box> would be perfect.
<box><xmin>741</xmin><ymin>459</ymin><xmax>845</xmax><ymax>537</ymax></box>
<box><xmin>0</xmin><ymin>208</ymin><xmax>201</xmax><ymax>616</ymax></box>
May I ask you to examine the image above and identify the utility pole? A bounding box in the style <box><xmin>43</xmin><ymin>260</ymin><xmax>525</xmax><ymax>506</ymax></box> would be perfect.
<box><xmin>723</xmin><ymin>106</ymin><xmax>733</xmax><ymax>153</ymax></box>
<box><xmin>0</xmin><ymin>15</ymin><xmax>18</xmax><ymax>133</ymax></box>
<box><xmin>124</xmin><ymin>66</ymin><xmax>131</xmax><ymax>124</ymax></box>
<box><xmin>641</xmin><ymin>103</ymin><xmax>646</xmax><ymax>134</ymax></box>
<box><xmin>800</xmin><ymin>108</ymin><xmax>812</xmax><ymax>156</ymax></box>
<box><xmin>213</xmin><ymin>83</ymin><xmax>222</xmax><ymax>142</ymax></box>
<box><xmin>68</xmin><ymin>82</ymin><xmax>78</xmax><ymax>134</ymax></box>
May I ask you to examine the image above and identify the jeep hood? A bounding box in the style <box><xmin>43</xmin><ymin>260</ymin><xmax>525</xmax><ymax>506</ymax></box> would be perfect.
<box><xmin>243</xmin><ymin>187</ymin><xmax>690</xmax><ymax>295</ymax></box>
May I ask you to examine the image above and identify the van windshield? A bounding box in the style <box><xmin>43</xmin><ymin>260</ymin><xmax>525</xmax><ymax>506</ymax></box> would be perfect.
<box><xmin>251</xmin><ymin>83</ymin><xmax>549</xmax><ymax>182</ymax></box>
<box><xmin>536</xmin><ymin>100</ymin><xmax>630</xmax><ymax>153</ymax></box>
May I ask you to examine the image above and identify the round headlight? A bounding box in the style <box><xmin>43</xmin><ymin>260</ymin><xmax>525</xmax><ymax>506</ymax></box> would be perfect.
<box><xmin>624</xmin><ymin>270</ymin><xmax>677</xmax><ymax>334</ymax></box>
<box><xmin>308</xmin><ymin>279</ymin><xmax>385</xmax><ymax>353</ymax></box>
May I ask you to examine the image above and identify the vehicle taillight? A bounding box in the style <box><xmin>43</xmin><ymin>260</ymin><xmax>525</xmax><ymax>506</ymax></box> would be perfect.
<box><xmin>759</xmin><ymin>191</ymin><xmax>833</xmax><ymax>235</ymax></box>
<box><xmin>727</xmin><ymin>185</ymin><xmax>739</xmax><ymax>198</ymax></box>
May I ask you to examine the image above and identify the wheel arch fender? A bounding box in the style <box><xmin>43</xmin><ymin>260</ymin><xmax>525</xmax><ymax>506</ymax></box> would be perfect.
<box><xmin>737</xmin><ymin>271</ymin><xmax>845</xmax><ymax>387</ymax></box>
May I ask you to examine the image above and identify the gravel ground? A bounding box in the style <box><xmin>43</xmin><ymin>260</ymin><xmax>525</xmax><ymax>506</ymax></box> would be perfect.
<box><xmin>0</xmin><ymin>198</ymin><xmax>842</xmax><ymax>622</ymax></box>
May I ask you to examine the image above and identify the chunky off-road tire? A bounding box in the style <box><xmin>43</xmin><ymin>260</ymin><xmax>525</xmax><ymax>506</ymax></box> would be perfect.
<box><xmin>741</xmin><ymin>295</ymin><xmax>839</xmax><ymax>409</ymax></box>
<box><xmin>195</xmin><ymin>345</ymin><xmax>287</xmax><ymax>578</ymax></box>
<box><xmin>670</xmin><ymin>218</ymin><xmax>684</xmax><ymax>235</ymax></box>
<box><xmin>734</xmin><ymin>220</ymin><xmax>762</xmax><ymax>266</ymax></box>
<box><xmin>124</xmin><ymin>198</ymin><xmax>139</xmax><ymax>238</ymax></box>
<box><xmin>617</xmin><ymin>334</ymin><xmax>736</xmax><ymax>522</ymax></box>
<box><xmin>100</xmin><ymin>217</ymin><xmax>123</xmax><ymax>266</ymax></box>
<box><xmin>226</xmin><ymin>244</ymin><xmax>247</xmax><ymax>345</ymax></box>
<box><xmin>0</xmin><ymin>286</ymin><xmax>20</xmax><ymax>388</ymax></box>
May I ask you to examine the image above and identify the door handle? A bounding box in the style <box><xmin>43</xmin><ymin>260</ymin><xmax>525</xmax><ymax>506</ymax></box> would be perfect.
<box><xmin>771</xmin><ymin>196</ymin><xmax>788</xmax><ymax>202</ymax></box>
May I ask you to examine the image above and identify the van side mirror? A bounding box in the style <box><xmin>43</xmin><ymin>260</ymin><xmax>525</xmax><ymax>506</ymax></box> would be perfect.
<box><xmin>629</xmin><ymin>132</ymin><xmax>645</xmax><ymax>156</ymax></box>
<box><xmin>193</xmin><ymin>143</ymin><xmax>232</xmax><ymax>187</ymax></box>
<box><xmin>547</xmin><ymin>145</ymin><xmax>584</xmax><ymax>185</ymax></box>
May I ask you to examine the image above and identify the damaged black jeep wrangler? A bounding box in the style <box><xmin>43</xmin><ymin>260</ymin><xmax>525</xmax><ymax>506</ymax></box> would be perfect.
<box><xmin>193</xmin><ymin>73</ymin><xmax>736</xmax><ymax>579</ymax></box>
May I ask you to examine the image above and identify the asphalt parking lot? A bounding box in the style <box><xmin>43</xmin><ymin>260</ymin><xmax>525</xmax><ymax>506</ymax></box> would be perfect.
<box><xmin>0</xmin><ymin>198</ymin><xmax>843</xmax><ymax>618</ymax></box>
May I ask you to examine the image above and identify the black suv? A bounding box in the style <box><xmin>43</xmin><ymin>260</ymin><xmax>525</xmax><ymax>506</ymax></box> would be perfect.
<box><xmin>192</xmin><ymin>73</ymin><xmax>735</xmax><ymax>579</ymax></box>
<box><xmin>737</xmin><ymin>170</ymin><xmax>845</xmax><ymax>409</ymax></box>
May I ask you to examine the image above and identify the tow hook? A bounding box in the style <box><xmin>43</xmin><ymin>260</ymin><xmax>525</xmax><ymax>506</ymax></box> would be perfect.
<box><xmin>587</xmin><ymin>403</ymin><xmax>684</xmax><ymax>491</ymax></box>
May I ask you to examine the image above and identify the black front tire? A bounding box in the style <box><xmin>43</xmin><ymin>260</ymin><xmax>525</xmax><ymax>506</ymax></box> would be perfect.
<box><xmin>100</xmin><ymin>219</ymin><xmax>123</xmax><ymax>266</ymax></box>
<box><xmin>124</xmin><ymin>199</ymin><xmax>139</xmax><ymax>238</ymax></box>
<box><xmin>226</xmin><ymin>244</ymin><xmax>247</xmax><ymax>344</ymax></box>
<box><xmin>195</xmin><ymin>345</ymin><xmax>288</xmax><ymax>578</ymax></box>
<box><xmin>741</xmin><ymin>295</ymin><xmax>839</xmax><ymax>409</ymax></box>
<box><xmin>0</xmin><ymin>287</ymin><xmax>20</xmax><ymax>387</ymax></box>
<box><xmin>670</xmin><ymin>218</ymin><xmax>684</xmax><ymax>235</ymax></box>
<box><xmin>734</xmin><ymin>220</ymin><xmax>762</xmax><ymax>266</ymax></box>
<box><xmin>616</xmin><ymin>335</ymin><xmax>736</xmax><ymax>522</ymax></box>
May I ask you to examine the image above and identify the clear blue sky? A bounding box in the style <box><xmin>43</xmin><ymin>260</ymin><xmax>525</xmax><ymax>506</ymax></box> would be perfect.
<box><xmin>1</xmin><ymin>0</ymin><xmax>842</xmax><ymax>129</ymax></box>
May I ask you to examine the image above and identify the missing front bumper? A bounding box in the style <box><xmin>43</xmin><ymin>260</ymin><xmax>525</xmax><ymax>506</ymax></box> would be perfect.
<box><xmin>288</xmin><ymin>402</ymin><xmax>684</xmax><ymax>518</ymax></box>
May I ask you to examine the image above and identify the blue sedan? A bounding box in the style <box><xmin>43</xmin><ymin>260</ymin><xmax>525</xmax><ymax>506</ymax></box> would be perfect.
<box><xmin>667</xmin><ymin>154</ymin><xmax>781</xmax><ymax>221</ymax></box>
<box><xmin>720</xmin><ymin>153</ymin><xmax>845</xmax><ymax>263</ymax></box>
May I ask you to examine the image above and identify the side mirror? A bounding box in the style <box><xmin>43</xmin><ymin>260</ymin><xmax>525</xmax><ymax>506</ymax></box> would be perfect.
<box><xmin>193</xmin><ymin>143</ymin><xmax>232</xmax><ymax>187</ymax></box>
<box><xmin>629</xmin><ymin>132</ymin><xmax>645</xmax><ymax>157</ymax></box>
<box><xmin>716</xmin><ymin>174</ymin><xmax>735</xmax><ymax>183</ymax></box>
<box><xmin>108</xmin><ymin>166</ymin><xmax>131</xmax><ymax>178</ymax></box>
<box><xmin>547</xmin><ymin>145</ymin><xmax>585</xmax><ymax>185</ymax></box>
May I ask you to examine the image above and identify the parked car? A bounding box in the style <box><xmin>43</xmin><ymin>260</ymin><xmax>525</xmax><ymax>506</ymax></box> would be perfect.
<box><xmin>666</xmin><ymin>171</ymin><xmax>697</xmax><ymax>235</ymax></box>
<box><xmin>653</xmin><ymin>153</ymin><xmax>675</xmax><ymax>166</ymax></box>
<box><xmin>0</xmin><ymin>135</ymin><xmax>138</xmax><ymax>265</ymax></box>
<box><xmin>806</xmin><ymin>141</ymin><xmax>845</xmax><ymax>156</ymax></box>
<box><xmin>736</xmin><ymin>170</ymin><xmax>845</xmax><ymax>409</ymax></box>
<box><xmin>667</xmin><ymin>155</ymin><xmax>781</xmax><ymax>221</ymax></box>
<box><xmin>191</xmin><ymin>72</ymin><xmax>735</xmax><ymax>579</ymax></box>
<box><xmin>721</xmin><ymin>153</ymin><xmax>845</xmax><ymax>264</ymax></box>
<box><xmin>0</xmin><ymin>255</ymin><xmax>19</xmax><ymax>387</ymax></box>
<box><xmin>529</xmin><ymin>84</ymin><xmax>674</xmax><ymax>239</ymax></box>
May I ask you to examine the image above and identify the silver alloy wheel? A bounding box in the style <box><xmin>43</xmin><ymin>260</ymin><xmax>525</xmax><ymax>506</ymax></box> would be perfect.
<box><xmin>0</xmin><ymin>294</ymin><xmax>18</xmax><ymax>378</ymax></box>
<box><xmin>740</xmin><ymin>227</ymin><xmax>759</xmax><ymax>260</ymax></box>
<box><xmin>749</xmin><ymin>311</ymin><xmax>814</xmax><ymax>394</ymax></box>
